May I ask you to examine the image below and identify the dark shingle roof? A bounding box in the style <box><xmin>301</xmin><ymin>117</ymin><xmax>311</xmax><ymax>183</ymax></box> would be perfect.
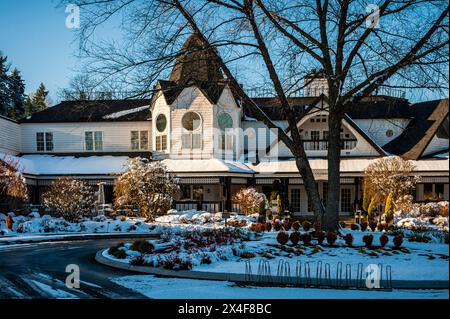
<box><xmin>383</xmin><ymin>99</ymin><xmax>449</xmax><ymax>159</ymax></box>
<box><xmin>346</xmin><ymin>97</ymin><xmax>411</xmax><ymax>119</ymax></box>
<box><xmin>243</xmin><ymin>97</ymin><xmax>318</xmax><ymax>120</ymax></box>
<box><xmin>20</xmin><ymin>99</ymin><xmax>151</xmax><ymax>123</ymax></box>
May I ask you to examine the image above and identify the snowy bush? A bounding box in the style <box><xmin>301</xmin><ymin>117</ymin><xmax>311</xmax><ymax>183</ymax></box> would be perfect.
<box><xmin>0</xmin><ymin>157</ymin><xmax>29</xmax><ymax>207</ymax></box>
<box><xmin>232</xmin><ymin>187</ymin><xmax>268</xmax><ymax>216</ymax></box>
<box><xmin>42</xmin><ymin>178</ymin><xmax>96</xmax><ymax>222</ymax></box>
<box><xmin>114</xmin><ymin>158</ymin><xmax>179</xmax><ymax>221</ymax></box>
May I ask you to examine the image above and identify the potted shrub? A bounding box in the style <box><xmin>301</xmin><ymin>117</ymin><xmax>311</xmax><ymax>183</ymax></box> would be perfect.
<box><xmin>350</xmin><ymin>223</ymin><xmax>359</xmax><ymax>231</ymax></box>
<box><xmin>289</xmin><ymin>231</ymin><xmax>301</xmax><ymax>245</ymax></box>
<box><xmin>265</xmin><ymin>222</ymin><xmax>272</xmax><ymax>232</ymax></box>
<box><xmin>277</xmin><ymin>231</ymin><xmax>289</xmax><ymax>245</ymax></box>
<box><xmin>273</xmin><ymin>220</ymin><xmax>283</xmax><ymax>231</ymax></box>
<box><xmin>283</xmin><ymin>219</ymin><xmax>292</xmax><ymax>231</ymax></box>
<box><xmin>343</xmin><ymin>233</ymin><xmax>354</xmax><ymax>247</ymax></box>
<box><xmin>363</xmin><ymin>234</ymin><xmax>374</xmax><ymax>248</ymax></box>
<box><xmin>368</xmin><ymin>219</ymin><xmax>378</xmax><ymax>232</ymax></box>
<box><xmin>292</xmin><ymin>221</ymin><xmax>301</xmax><ymax>231</ymax></box>
<box><xmin>393</xmin><ymin>234</ymin><xmax>403</xmax><ymax>248</ymax></box>
<box><xmin>326</xmin><ymin>231</ymin><xmax>338</xmax><ymax>246</ymax></box>
<box><xmin>380</xmin><ymin>233</ymin><xmax>389</xmax><ymax>247</ymax></box>
<box><xmin>301</xmin><ymin>233</ymin><xmax>312</xmax><ymax>245</ymax></box>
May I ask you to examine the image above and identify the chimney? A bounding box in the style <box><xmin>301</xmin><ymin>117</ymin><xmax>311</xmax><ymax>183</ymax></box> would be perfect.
<box><xmin>304</xmin><ymin>69</ymin><xmax>328</xmax><ymax>97</ymax></box>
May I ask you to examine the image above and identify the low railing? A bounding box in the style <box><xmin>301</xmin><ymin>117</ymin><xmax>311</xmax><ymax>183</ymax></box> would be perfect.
<box><xmin>303</xmin><ymin>139</ymin><xmax>357</xmax><ymax>151</ymax></box>
<box><xmin>173</xmin><ymin>201</ymin><xmax>223</xmax><ymax>213</ymax></box>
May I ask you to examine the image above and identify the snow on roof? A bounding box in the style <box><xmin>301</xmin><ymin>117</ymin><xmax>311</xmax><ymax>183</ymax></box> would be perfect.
<box><xmin>253</xmin><ymin>158</ymin><xmax>450</xmax><ymax>174</ymax></box>
<box><xmin>161</xmin><ymin>159</ymin><xmax>254</xmax><ymax>174</ymax></box>
<box><xmin>102</xmin><ymin>105</ymin><xmax>149</xmax><ymax>120</ymax></box>
<box><xmin>7</xmin><ymin>154</ymin><xmax>130</xmax><ymax>175</ymax></box>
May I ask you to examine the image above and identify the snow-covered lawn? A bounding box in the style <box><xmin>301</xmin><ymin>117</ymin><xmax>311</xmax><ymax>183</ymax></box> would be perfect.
<box><xmin>111</xmin><ymin>275</ymin><xmax>449</xmax><ymax>299</ymax></box>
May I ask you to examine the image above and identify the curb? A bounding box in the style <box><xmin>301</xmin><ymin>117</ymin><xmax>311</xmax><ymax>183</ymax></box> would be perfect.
<box><xmin>0</xmin><ymin>233</ymin><xmax>160</xmax><ymax>245</ymax></box>
<box><xmin>95</xmin><ymin>249</ymin><xmax>450</xmax><ymax>290</ymax></box>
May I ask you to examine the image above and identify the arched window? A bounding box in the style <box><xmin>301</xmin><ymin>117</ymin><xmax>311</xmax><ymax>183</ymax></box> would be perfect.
<box><xmin>155</xmin><ymin>114</ymin><xmax>168</xmax><ymax>151</ymax></box>
<box><xmin>182</xmin><ymin>112</ymin><xmax>202</xmax><ymax>149</ymax></box>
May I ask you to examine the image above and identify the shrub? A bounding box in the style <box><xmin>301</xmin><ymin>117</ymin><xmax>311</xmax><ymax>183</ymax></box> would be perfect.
<box><xmin>313</xmin><ymin>221</ymin><xmax>321</xmax><ymax>231</ymax></box>
<box><xmin>363</xmin><ymin>234</ymin><xmax>374</xmax><ymax>248</ymax></box>
<box><xmin>42</xmin><ymin>177</ymin><xmax>96</xmax><ymax>222</ymax></box>
<box><xmin>227</xmin><ymin>219</ymin><xmax>247</xmax><ymax>228</ymax></box>
<box><xmin>292</xmin><ymin>221</ymin><xmax>301</xmax><ymax>231</ymax></box>
<box><xmin>380</xmin><ymin>234</ymin><xmax>389</xmax><ymax>247</ymax></box>
<box><xmin>343</xmin><ymin>233</ymin><xmax>353</xmax><ymax>247</ymax></box>
<box><xmin>350</xmin><ymin>223</ymin><xmax>360</xmax><ymax>231</ymax></box>
<box><xmin>130</xmin><ymin>255</ymin><xmax>146</xmax><ymax>266</ymax></box>
<box><xmin>315</xmin><ymin>230</ymin><xmax>325</xmax><ymax>245</ymax></box>
<box><xmin>393</xmin><ymin>234</ymin><xmax>403</xmax><ymax>248</ymax></box>
<box><xmin>368</xmin><ymin>220</ymin><xmax>378</xmax><ymax>232</ymax></box>
<box><xmin>249</xmin><ymin>223</ymin><xmax>265</xmax><ymax>233</ymax></box>
<box><xmin>277</xmin><ymin>231</ymin><xmax>289</xmax><ymax>245</ymax></box>
<box><xmin>378</xmin><ymin>223</ymin><xmax>386</xmax><ymax>232</ymax></box>
<box><xmin>114</xmin><ymin>158</ymin><xmax>179</xmax><ymax>221</ymax></box>
<box><xmin>326</xmin><ymin>232</ymin><xmax>337</xmax><ymax>246</ymax></box>
<box><xmin>0</xmin><ymin>158</ymin><xmax>29</xmax><ymax>207</ymax></box>
<box><xmin>361</xmin><ymin>221</ymin><xmax>368</xmax><ymax>231</ymax></box>
<box><xmin>289</xmin><ymin>231</ymin><xmax>301</xmax><ymax>245</ymax></box>
<box><xmin>240</xmin><ymin>252</ymin><xmax>256</xmax><ymax>259</ymax></box>
<box><xmin>265</xmin><ymin>222</ymin><xmax>272</xmax><ymax>232</ymax></box>
<box><xmin>273</xmin><ymin>220</ymin><xmax>283</xmax><ymax>231</ymax></box>
<box><xmin>283</xmin><ymin>219</ymin><xmax>291</xmax><ymax>231</ymax></box>
<box><xmin>129</xmin><ymin>240</ymin><xmax>154</xmax><ymax>254</ymax></box>
<box><xmin>108</xmin><ymin>245</ymin><xmax>127</xmax><ymax>259</ymax></box>
<box><xmin>339</xmin><ymin>221</ymin><xmax>347</xmax><ymax>229</ymax></box>
<box><xmin>232</xmin><ymin>187</ymin><xmax>268</xmax><ymax>216</ymax></box>
<box><xmin>301</xmin><ymin>233</ymin><xmax>312</xmax><ymax>245</ymax></box>
<box><xmin>302</xmin><ymin>220</ymin><xmax>312</xmax><ymax>231</ymax></box>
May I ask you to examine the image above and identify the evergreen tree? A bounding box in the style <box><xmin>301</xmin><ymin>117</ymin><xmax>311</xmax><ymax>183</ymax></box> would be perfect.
<box><xmin>0</xmin><ymin>54</ymin><xmax>10</xmax><ymax>116</ymax></box>
<box><xmin>32</xmin><ymin>83</ymin><xmax>49</xmax><ymax>112</ymax></box>
<box><xmin>24</xmin><ymin>95</ymin><xmax>33</xmax><ymax>117</ymax></box>
<box><xmin>7</xmin><ymin>68</ymin><xmax>25</xmax><ymax>120</ymax></box>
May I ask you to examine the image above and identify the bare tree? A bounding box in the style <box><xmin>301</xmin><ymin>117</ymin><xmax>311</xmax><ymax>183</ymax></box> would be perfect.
<box><xmin>61</xmin><ymin>0</ymin><xmax>448</xmax><ymax>230</ymax></box>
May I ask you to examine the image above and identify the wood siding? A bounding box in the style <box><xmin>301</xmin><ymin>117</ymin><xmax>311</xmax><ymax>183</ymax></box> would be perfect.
<box><xmin>0</xmin><ymin>117</ymin><xmax>21</xmax><ymax>155</ymax></box>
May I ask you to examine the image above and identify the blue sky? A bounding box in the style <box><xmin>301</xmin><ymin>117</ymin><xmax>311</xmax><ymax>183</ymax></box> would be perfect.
<box><xmin>0</xmin><ymin>0</ymin><xmax>81</xmax><ymax>103</ymax></box>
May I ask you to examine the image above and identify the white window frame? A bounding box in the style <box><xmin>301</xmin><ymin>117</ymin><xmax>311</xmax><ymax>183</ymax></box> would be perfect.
<box><xmin>85</xmin><ymin>131</ymin><xmax>103</xmax><ymax>151</ymax></box>
<box><xmin>131</xmin><ymin>130</ymin><xmax>149</xmax><ymax>150</ymax></box>
<box><xmin>36</xmin><ymin>132</ymin><xmax>54</xmax><ymax>152</ymax></box>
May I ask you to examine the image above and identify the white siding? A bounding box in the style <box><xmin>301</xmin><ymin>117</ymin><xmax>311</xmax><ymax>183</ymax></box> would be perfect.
<box><xmin>0</xmin><ymin>116</ymin><xmax>21</xmax><ymax>155</ymax></box>
<box><xmin>353</xmin><ymin>119</ymin><xmax>410</xmax><ymax>147</ymax></box>
<box><xmin>20</xmin><ymin>122</ymin><xmax>152</xmax><ymax>153</ymax></box>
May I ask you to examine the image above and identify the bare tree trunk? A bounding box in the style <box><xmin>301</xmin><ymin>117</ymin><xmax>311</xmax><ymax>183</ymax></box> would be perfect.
<box><xmin>324</xmin><ymin>110</ymin><xmax>343</xmax><ymax>231</ymax></box>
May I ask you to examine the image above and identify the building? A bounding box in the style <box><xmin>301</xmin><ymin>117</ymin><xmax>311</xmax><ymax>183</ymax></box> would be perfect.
<box><xmin>0</xmin><ymin>34</ymin><xmax>448</xmax><ymax>216</ymax></box>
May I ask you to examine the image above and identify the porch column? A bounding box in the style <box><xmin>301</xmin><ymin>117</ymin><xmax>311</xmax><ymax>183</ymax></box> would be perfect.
<box><xmin>225</xmin><ymin>176</ymin><xmax>232</xmax><ymax>212</ymax></box>
<box><xmin>281</xmin><ymin>177</ymin><xmax>289</xmax><ymax>212</ymax></box>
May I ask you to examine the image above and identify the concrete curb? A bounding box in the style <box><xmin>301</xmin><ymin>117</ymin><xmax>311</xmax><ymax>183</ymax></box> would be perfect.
<box><xmin>95</xmin><ymin>249</ymin><xmax>450</xmax><ymax>290</ymax></box>
<box><xmin>0</xmin><ymin>233</ymin><xmax>160</xmax><ymax>245</ymax></box>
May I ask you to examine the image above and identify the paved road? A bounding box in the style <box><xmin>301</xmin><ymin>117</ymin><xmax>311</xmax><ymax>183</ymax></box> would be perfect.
<box><xmin>0</xmin><ymin>238</ymin><xmax>154</xmax><ymax>299</ymax></box>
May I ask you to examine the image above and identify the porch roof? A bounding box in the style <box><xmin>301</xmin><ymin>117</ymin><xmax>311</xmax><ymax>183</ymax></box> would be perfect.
<box><xmin>161</xmin><ymin>159</ymin><xmax>254</xmax><ymax>174</ymax></box>
<box><xmin>252</xmin><ymin>158</ymin><xmax>450</xmax><ymax>174</ymax></box>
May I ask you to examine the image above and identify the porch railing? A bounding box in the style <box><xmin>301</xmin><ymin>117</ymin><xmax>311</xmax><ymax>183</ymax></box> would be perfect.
<box><xmin>303</xmin><ymin>139</ymin><xmax>357</xmax><ymax>151</ymax></box>
<box><xmin>173</xmin><ymin>201</ymin><xmax>223</xmax><ymax>213</ymax></box>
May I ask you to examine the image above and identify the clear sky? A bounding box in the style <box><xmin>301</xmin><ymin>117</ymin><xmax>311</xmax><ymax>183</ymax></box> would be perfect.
<box><xmin>0</xmin><ymin>0</ymin><xmax>81</xmax><ymax>103</ymax></box>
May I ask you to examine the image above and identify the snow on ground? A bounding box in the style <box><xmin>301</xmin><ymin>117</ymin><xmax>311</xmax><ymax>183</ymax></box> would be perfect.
<box><xmin>112</xmin><ymin>275</ymin><xmax>449</xmax><ymax>299</ymax></box>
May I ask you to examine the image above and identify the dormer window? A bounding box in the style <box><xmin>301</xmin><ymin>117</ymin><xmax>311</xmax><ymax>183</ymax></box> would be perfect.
<box><xmin>182</xmin><ymin>112</ymin><xmax>202</xmax><ymax>149</ymax></box>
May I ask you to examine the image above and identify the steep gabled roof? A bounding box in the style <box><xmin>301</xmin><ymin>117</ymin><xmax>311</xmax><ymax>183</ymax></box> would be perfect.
<box><xmin>346</xmin><ymin>97</ymin><xmax>411</xmax><ymax>119</ymax></box>
<box><xmin>383</xmin><ymin>99</ymin><xmax>449</xmax><ymax>159</ymax></box>
<box><xmin>20</xmin><ymin>99</ymin><xmax>151</xmax><ymax>123</ymax></box>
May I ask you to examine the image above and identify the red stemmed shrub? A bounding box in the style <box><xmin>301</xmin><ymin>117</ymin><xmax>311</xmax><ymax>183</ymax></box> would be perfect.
<box><xmin>326</xmin><ymin>231</ymin><xmax>338</xmax><ymax>246</ymax></box>
<box><xmin>273</xmin><ymin>220</ymin><xmax>283</xmax><ymax>231</ymax></box>
<box><xmin>265</xmin><ymin>222</ymin><xmax>272</xmax><ymax>232</ymax></box>
<box><xmin>361</xmin><ymin>221</ymin><xmax>368</xmax><ymax>231</ymax></box>
<box><xmin>315</xmin><ymin>230</ymin><xmax>325</xmax><ymax>245</ymax></box>
<box><xmin>363</xmin><ymin>234</ymin><xmax>374</xmax><ymax>248</ymax></box>
<box><xmin>292</xmin><ymin>221</ymin><xmax>301</xmax><ymax>231</ymax></box>
<box><xmin>393</xmin><ymin>234</ymin><xmax>403</xmax><ymax>248</ymax></box>
<box><xmin>301</xmin><ymin>233</ymin><xmax>312</xmax><ymax>245</ymax></box>
<box><xmin>277</xmin><ymin>231</ymin><xmax>289</xmax><ymax>245</ymax></box>
<box><xmin>380</xmin><ymin>233</ymin><xmax>389</xmax><ymax>247</ymax></box>
<box><xmin>283</xmin><ymin>220</ymin><xmax>292</xmax><ymax>231</ymax></box>
<box><xmin>289</xmin><ymin>231</ymin><xmax>301</xmax><ymax>245</ymax></box>
<box><xmin>343</xmin><ymin>233</ymin><xmax>354</xmax><ymax>247</ymax></box>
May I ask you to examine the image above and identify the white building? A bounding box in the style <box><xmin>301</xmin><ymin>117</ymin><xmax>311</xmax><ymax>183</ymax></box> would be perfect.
<box><xmin>0</xmin><ymin>34</ymin><xmax>448</xmax><ymax>216</ymax></box>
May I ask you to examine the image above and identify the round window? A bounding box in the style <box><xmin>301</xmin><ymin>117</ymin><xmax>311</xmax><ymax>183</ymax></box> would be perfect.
<box><xmin>156</xmin><ymin>114</ymin><xmax>167</xmax><ymax>132</ymax></box>
<box><xmin>386</xmin><ymin>129</ymin><xmax>394</xmax><ymax>137</ymax></box>
<box><xmin>218</xmin><ymin>112</ymin><xmax>233</xmax><ymax>131</ymax></box>
<box><xmin>182</xmin><ymin>112</ymin><xmax>201</xmax><ymax>131</ymax></box>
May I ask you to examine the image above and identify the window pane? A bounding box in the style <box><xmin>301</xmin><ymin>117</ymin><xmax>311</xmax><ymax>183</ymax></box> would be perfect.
<box><xmin>161</xmin><ymin>135</ymin><xmax>167</xmax><ymax>150</ymax></box>
<box><xmin>94</xmin><ymin>131</ymin><xmax>103</xmax><ymax>150</ymax></box>
<box><xmin>182</xmin><ymin>134</ymin><xmax>191</xmax><ymax>149</ymax></box>
<box><xmin>424</xmin><ymin>184</ymin><xmax>433</xmax><ymax>201</ymax></box>
<box><xmin>45</xmin><ymin>132</ymin><xmax>53</xmax><ymax>151</ymax></box>
<box><xmin>180</xmin><ymin>185</ymin><xmax>191</xmax><ymax>200</ymax></box>
<box><xmin>290</xmin><ymin>189</ymin><xmax>301</xmax><ymax>212</ymax></box>
<box><xmin>435</xmin><ymin>184</ymin><xmax>444</xmax><ymax>200</ymax></box>
<box><xmin>85</xmin><ymin>132</ymin><xmax>93</xmax><ymax>151</ymax></box>
<box><xmin>140</xmin><ymin>131</ymin><xmax>149</xmax><ymax>150</ymax></box>
<box><xmin>36</xmin><ymin>132</ymin><xmax>45</xmax><ymax>152</ymax></box>
<box><xmin>311</xmin><ymin>131</ymin><xmax>320</xmax><ymax>140</ymax></box>
<box><xmin>340</xmin><ymin>188</ymin><xmax>352</xmax><ymax>212</ymax></box>
<box><xmin>192</xmin><ymin>133</ymin><xmax>201</xmax><ymax>149</ymax></box>
<box><xmin>193</xmin><ymin>186</ymin><xmax>204</xmax><ymax>201</ymax></box>
<box><xmin>131</xmin><ymin>131</ymin><xmax>139</xmax><ymax>150</ymax></box>
<box><xmin>156</xmin><ymin>136</ymin><xmax>162</xmax><ymax>151</ymax></box>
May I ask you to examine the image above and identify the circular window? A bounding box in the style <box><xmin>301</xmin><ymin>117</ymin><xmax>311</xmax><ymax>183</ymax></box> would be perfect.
<box><xmin>386</xmin><ymin>129</ymin><xmax>394</xmax><ymax>137</ymax></box>
<box><xmin>182</xmin><ymin>112</ymin><xmax>201</xmax><ymax>131</ymax></box>
<box><xmin>156</xmin><ymin>114</ymin><xmax>167</xmax><ymax>132</ymax></box>
<box><xmin>218</xmin><ymin>112</ymin><xmax>233</xmax><ymax>131</ymax></box>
